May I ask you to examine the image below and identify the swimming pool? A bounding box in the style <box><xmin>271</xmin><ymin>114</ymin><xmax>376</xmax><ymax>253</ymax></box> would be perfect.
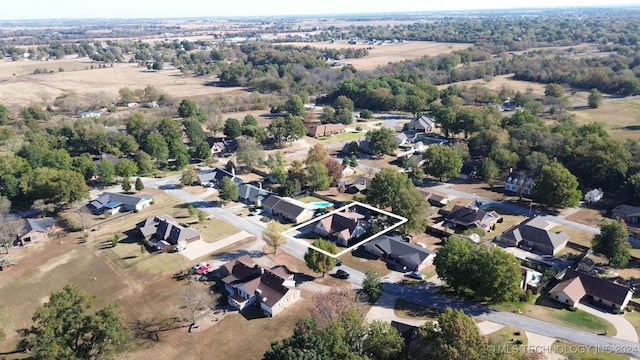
<box><xmin>307</xmin><ymin>201</ymin><xmax>333</xmax><ymax>210</ymax></box>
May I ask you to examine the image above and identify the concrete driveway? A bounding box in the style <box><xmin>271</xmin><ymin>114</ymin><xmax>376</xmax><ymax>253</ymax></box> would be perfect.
<box><xmin>575</xmin><ymin>302</ymin><xmax>638</xmax><ymax>342</ymax></box>
<box><xmin>180</xmin><ymin>231</ymin><xmax>254</xmax><ymax>261</ymax></box>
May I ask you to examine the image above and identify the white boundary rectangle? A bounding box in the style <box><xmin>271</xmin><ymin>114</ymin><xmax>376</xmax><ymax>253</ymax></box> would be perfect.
<box><xmin>281</xmin><ymin>201</ymin><xmax>407</xmax><ymax>258</ymax></box>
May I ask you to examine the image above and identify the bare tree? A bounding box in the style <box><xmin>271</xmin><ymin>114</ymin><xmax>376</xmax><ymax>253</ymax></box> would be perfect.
<box><xmin>311</xmin><ymin>286</ymin><xmax>366</xmax><ymax>329</ymax></box>
<box><xmin>178</xmin><ymin>281</ymin><xmax>211</xmax><ymax>332</ymax></box>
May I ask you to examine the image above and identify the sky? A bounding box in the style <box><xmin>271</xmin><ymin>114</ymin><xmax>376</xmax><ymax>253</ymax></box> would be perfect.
<box><xmin>2</xmin><ymin>0</ymin><xmax>640</xmax><ymax>20</ymax></box>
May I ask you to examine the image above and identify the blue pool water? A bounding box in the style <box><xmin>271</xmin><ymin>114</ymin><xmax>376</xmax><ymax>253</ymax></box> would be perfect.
<box><xmin>307</xmin><ymin>201</ymin><xmax>332</xmax><ymax>210</ymax></box>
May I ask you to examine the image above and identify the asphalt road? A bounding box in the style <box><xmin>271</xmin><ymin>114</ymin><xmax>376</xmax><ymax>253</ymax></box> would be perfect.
<box><xmin>383</xmin><ymin>280</ymin><xmax>640</xmax><ymax>358</ymax></box>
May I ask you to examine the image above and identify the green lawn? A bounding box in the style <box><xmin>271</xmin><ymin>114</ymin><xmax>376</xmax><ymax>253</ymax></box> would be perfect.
<box><xmin>394</xmin><ymin>298</ymin><xmax>441</xmax><ymax>320</ymax></box>
<box><xmin>553</xmin><ymin>340</ymin><xmax>630</xmax><ymax>360</ymax></box>
<box><xmin>296</xmin><ymin>196</ymin><xmax>324</xmax><ymax>203</ymax></box>
<box><xmin>494</xmin><ymin>295</ymin><xmax>616</xmax><ymax>335</ymax></box>
<box><xmin>106</xmin><ymin>239</ymin><xmax>186</xmax><ymax>275</ymax></box>
<box><xmin>193</xmin><ymin>218</ymin><xmax>241</xmax><ymax>243</ymax></box>
<box><xmin>624</xmin><ymin>310</ymin><xmax>640</xmax><ymax>337</ymax></box>
<box><xmin>318</xmin><ymin>131</ymin><xmax>365</xmax><ymax>144</ymax></box>
<box><xmin>485</xmin><ymin>326</ymin><xmax>527</xmax><ymax>346</ymax></box>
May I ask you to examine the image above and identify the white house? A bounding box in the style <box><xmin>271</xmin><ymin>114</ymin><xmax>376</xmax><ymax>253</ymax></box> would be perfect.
<box><xmin>584</xmin><ymin>188</ymin><xmax>604</xmax><ymax>203</ymax></box>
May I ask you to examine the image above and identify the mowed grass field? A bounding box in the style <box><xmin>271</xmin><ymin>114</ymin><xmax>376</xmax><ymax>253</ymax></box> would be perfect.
<box><xmin>570</xmin><ymin>97</ymin><xmax>640</xmax><ymax>141</ymax></box>
<box><xmin>0</xmin><ymin>57</ymin><xmax>243</xmax><ymax>108</ymax></box>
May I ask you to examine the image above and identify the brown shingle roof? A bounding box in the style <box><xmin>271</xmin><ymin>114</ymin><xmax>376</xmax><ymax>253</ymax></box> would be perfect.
<box><xmin>562</xmin><ymin>268</ymin><xmax>633</xmax><ymax>307</ymax></box>
<box><xmin>549</xmin><ymin>277</ymin><xmax>586</xmax><ymax>304</ymax></box>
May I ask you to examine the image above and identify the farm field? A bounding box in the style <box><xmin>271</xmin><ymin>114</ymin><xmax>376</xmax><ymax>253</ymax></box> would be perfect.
<box><xmin>276</xmin><ymin>40</ymin><xmax>472</xmax><ymax>71</ymax></box>
<box><xmin>570</xmin><ymin>97</ymin><xmax>640</xmax><ymax>141</ymax></box>
<box><xmin>0</xmin><ymin>57</ymin><xmax>243</xmax><ymax>108</ymax></box>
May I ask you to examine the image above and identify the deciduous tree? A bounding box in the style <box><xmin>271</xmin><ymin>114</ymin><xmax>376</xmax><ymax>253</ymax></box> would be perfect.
<box><xmin>180</xmin><ymin>167</ymin><xmax>198</xmax><ymax>186</ymax></box>
<box><xmin>531</xmin><ymin>160</ymin><xmax>581</xmax><ymax>208</ymax></box>
<box><xmin>18</xmin><ymin>284</ymin><xmax>130</xmax><ymax>359</ymax></box>
<box><xmin>423</xmin><ymin>144</ymin><xmax>463</xmax><ymax>181</ymax></box>
<box><xmin>363</xmin><ymin>321</ymin><xmax>404</xmax><ymax>360</ymax></box>
<box><xmin>218</xmin><ymin>176</ymin><xmax>239</xmax><ymax>203</ymax></box>
<box><xmin>262</xmin><ymin>221</ymin><xmax>287</xmax><ymax>255</ymax></box>
<box><xmin>362</xmin><ymin>270</ymin><xmax>383</xmax><ymax>301</ymax></box>
<box><xmin>304</xmin><ymin>239</ymin><xmax>337</xmax><ymax>277</ymax></box>
<box><xmin>305</xmin><ymin>143</ymin><xmax>329</xmax><ymax>165</ymax></box>
<box><xmin>236</xmin><ymin>138</ymin><xmax>265</xmax><ymax>171</ymax></box>
<box><xmin>366</xmin><ymin>168</ymin><xmax>412</xmax><ymax>209</ymax></box>
<box><xmin>592</xmin><ymin>220</ymin><xmax>631</xmax><ymax>267</ymax></box>
<box><xmin>588</xmin><ymin>88</ymin><xmax>603</xmax><ymax>108</ymax></box>
<box><xmin>307</xmin><ymin>162</ymin><xmax>332</xmax><ymax>191</ymax></box>
<box><xmin>223</xmin><ymin>118</ymin><xmax>242</xmax><ymax>140</ymax></box>
<box><xmin>365</xmin><ymin>127</ymin><xmax>397</xmax><ymax>156</ymax></box>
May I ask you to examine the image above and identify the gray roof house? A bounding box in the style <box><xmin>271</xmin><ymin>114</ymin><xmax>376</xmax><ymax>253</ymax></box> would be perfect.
<box><xmin>262</xmin><ymin>195</ymin><xmax>314</xmax><ymax>224</ymax></box>
<box><xmin>238</xmin><ymin>183</ymin><xmax>271</xmax><ymax>205</ymax></box>
<box><xmin>407</xmin><ymin>115</ymin><xmax>435</xmax><ymax>132</ymax></box>
<box><xmin>363</xmin><ymin>235</ymin><xmax>435</xmax><ymax>271</ymax></box>
<box><xmin>611</xmin><ymin>204</ymin><xmax>640</xmax><ymax>225</ymax></box>
<box><xmin>88</xmin><ymin>192</ymin><xmax>153</xmax><ymax>215</ymax></box>
<box><xmin>504</xmin><ymin>172</ymin><xmax>535</xmax><ymax>196</ymax></box>
<box><xmin>196</xmin><ymin>168</ymin><xmax>243</xmax><ymax>187</ymax></box>
<box><xmin>136</xmin><ymin>214</ymin><xmax>200</xmax><ymax>250</ymax></box>
<box><xmin>16</xmin><ymin>217</ymin><xmax>56</xmax><ymax>246</ymax></box>
<box><xmin>494</xmin><ymin>217</ymin><xmax>569</xmax><ymax>255</ymax></box>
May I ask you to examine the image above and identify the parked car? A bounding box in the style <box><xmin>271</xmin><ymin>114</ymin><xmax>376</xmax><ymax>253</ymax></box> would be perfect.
<box><xmin>193</xmin><ymin>262</ymin><xmax>209</xmax><ymax>271</ymax></box>
<box><xmin>250</xmin><ymin>209</ymin><xmax>262</xmax><ymax>216</ymax></box>
<box><xmin>335</xmin><ymin>259</ymin><xmax>343</xmax><ymax>266</ymax></box>
<box><xmin>195</xmin><ymin>264</ymin><xmax>210</xmax><ymax>275</ymax></box>
<box><xmin>335</xmin><ymin>269</ymin><xmax>350</xmax><ymax>279</ymax></box>
<box><xmin>405</xmin><ymin>271</ymin><xmax>425</xmax><ymax>280</ymax></box>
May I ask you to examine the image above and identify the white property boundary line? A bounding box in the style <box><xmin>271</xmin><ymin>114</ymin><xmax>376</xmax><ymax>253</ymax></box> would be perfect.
<box><xmin>282</xmin><ymin>201</ymin><xmax>407</xmax><ymax>258</ymax></box>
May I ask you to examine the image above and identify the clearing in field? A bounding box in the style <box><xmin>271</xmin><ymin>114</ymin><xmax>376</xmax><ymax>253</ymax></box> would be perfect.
<box><xmin>570</xmin><ymin>97</ymin><xmax>640</xmax><ymax>141</ymax></box>
<box><xmin>277</xmin><ymin>40</ymin><xmax>472</xmax><ymax>71</ymax></box>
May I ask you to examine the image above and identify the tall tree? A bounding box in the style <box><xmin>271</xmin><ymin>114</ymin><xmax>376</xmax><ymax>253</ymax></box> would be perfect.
<box><xmin>365</xmin><ymin>127</ymin><xmax>397</xmax><ymax>156</ymax></box>
<box><xmin>362</xmin><ymin>270</ymin><xmax>383</xmax><ymax>302</ymax></box>
<box><xmin>391</xmin><ymin>187</ymin><xmax>429</xmax><ymax>234</ymax></box>
<box><xmin>223</xmin><ymin>118</ymin><xmax>242</xmax><ymax>140</ymax></box>
<box><xmin>262</xmin><ymin>221</ymin><xmax>287</xmax><ymax>255</ymax></box>
<box><xmin>307</xmin><ymin>163</ymin><xmax>332</xmax><ymax>191</ymax></box>
<box><xmin>135</xmin><ymin>177</ymin><xmax>145</xmax><ymax>191</ymax></box>
<box><xmin>143</xmin><ymin>133</ymin><xmax>169</xmax><ymax>166</ymax></box>
<box><xmin>115</xmin><ymin>158</ymin><xmax>138</xmax><ymax>178</ymax></box>
<box><xmin>592</xmin><ymin>220</ymin><xmax>631</xmax><ymax>267</ymax></box>
<box><xmin>96</xmin><ymin>159</ymin><xmax>116</xmax><ymax>185</ymax></box>
<box><xmin>366</xmin><ymin>168</ymin><xmax>412</xmax><ymax>209</ymax></box>
<box><xmin>180</xmin><ymin>167</ymin><xmax>198</xmax><ymax>186</ymax></box>
<box><xmin>418</xmin><ymin>308</ymin><xmax>491</xmax><ymax>360</ymax></box>
<box><xmin>121</xmin><ymin>177</ymin><xmax>131</xmax><ymax>192</ymax></box>
<box><xmin>363</xmin><ymin>321</ymin><xmax>405</xmax><ymax>360</ymax></box>
<box><xmin>305</xmin><ymin>143</ymin><xmax>329</xmax><ymax>165</ymax></box>
<box><xmin>285</xmin><ymin>95</ymin><xmax>305</xmax><ymax>117</ymax></box>
<box><xmin>423</xmin><ymin>144</ymin><xmax>463</xmax><ymax>181</ymax></box>
<box><xmin>18</xmin><ymin>284</ymin><xmax>130</xmax><ymax>359</ymax></box>
<box><xmin>531</xmin><ymin>161</ymin><xmax>581</xmax><ymax>208</ymax></box>
<box><xmin>218</xmin><ymin>176</ymin><xmax>239</xmax><ymax>203</ymax></box>
<box><xmin>178</xmin><ymin>98</ymin><xmax>198</xmax><ymax>118</ymax></box>
<box><xmin>588</xmin><ymin>88</ymin><xmax>603</xmax><ymax>108</ymax></box>
<box><xmin>304</xmin><ymin>239</ymin><xmax>337</xmax><ymax>277</ymax></box>
<box><xmin>236</xmin><ymin>138</ymin><xmax>265</xmax><ymax>171</ymax></box>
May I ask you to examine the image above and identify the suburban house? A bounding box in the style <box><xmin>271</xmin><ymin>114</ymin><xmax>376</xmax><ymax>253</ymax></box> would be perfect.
<box><xmin>611</xmin><ymin>204</ymin><xmax>640</xmax><ymax>225</ymax></box>
<box><xmin>419</xmin><ymin>190</ymin><xmax>449</xmax><ymax>207</ymax></box>
<box><xmin>238</xmin><ymin>183</ymin><xmax>271</xmax><ymax>205</ymax></box>
<box><xmin>363</xmin><ymin>235</ymin><xmax>435</xmax><ymax>271</ymax></box>
<box><xmin>458</xmin><ymin>164</ymin><xmax>477</xmax><ymax>181</ymax></box>
<box><xmin>136</xmin><ymin>214</ymin><xmax>200</xmax><ymax>251</ymax></box>
<box><xmin>395</xmin><ymin>132</ymin><xmax>412</xmax><ymax>146</ymax></box>
<box><xmin>306</xmin><ymin>123</ymin><xmax>346</xmax><ymax>138</ymax></box>
<box><xmin>407</xmin><ymin>115</ymin><xmax>435</xmax><ymax>132</ymax></box>
<box><xmin>196</xmin><ymin>168</ymin><xmax>243</xmax><ymax>187</ymax></box>
<box><xmin>347</xmin><ymin>175</ymin><xmax>371</xmax><ymax>194</ymax></box>
<box><xmin>313</xmin><ymin>211</ymin><xmax>367</xmax><ymax>246</ymax></box>
<box><xmin>494</xmin><ymin>217</ymin><xmax>569</xmax><ymax>255</ymax></box>
<box><xmin>217</xmin><ymin>255</ymin><xmax>300</xmax><ymax>317</ymax></box>
<box><xmin>357</xmin><ymin>140</ymin><xmax>374</xmax><ymax>155</ymax></box>
<box><xmin>549</xmin><ymin>268</ymin><xmax>634</xmax><ymax>310</ymax></box>
<box><xmin>15</xmin><ymin>217</ymin><xmax>55</xmax><ymax>246</ymax></box>
<box><xmin>88</xmin><ymin>192</ymin><xmax>153</xmax><ymax>215</ymax></box>
<box><xmin>208</xmin><ymin>139</ymin><xmax>238</xmax><ymax>156</ymax></box>
<box><xmin>504</xmin><ymin>172</ymin><xmax>535</xmax><ymax>196</ymax></box>
<box><xmin>445</xmin><ymin>204</ymin><xmax>501</xmax><ymax>232</ymax></box>
<box><xmin>262</xmin><ymin>195</ymin><xmax>314</xmax><ymax>224</ymax></box>
<box><xmin>577</xmin><ymin>256</ymin><xmax>596</xmax><ymax>273</ymax></box>
<box><xmin>584</xmin><ymin>188</ymin><xmax>604</xmax><ymax>203</ymax></box>
<box><xmin>92</xmin><ymin>153</ymin><xmax>121</xmax><ymax>167</ymax></box>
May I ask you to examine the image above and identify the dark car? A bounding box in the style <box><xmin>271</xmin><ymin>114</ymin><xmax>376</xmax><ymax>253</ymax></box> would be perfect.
<box><xmin>335</xmin><ymin>269</ymin><xmax>350</xmax><ymax>279</ymax></box>
<box><xmin>335</xmin><ymin>259</ymin><xmax>343</xmax><ymax>266</ymax></box>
